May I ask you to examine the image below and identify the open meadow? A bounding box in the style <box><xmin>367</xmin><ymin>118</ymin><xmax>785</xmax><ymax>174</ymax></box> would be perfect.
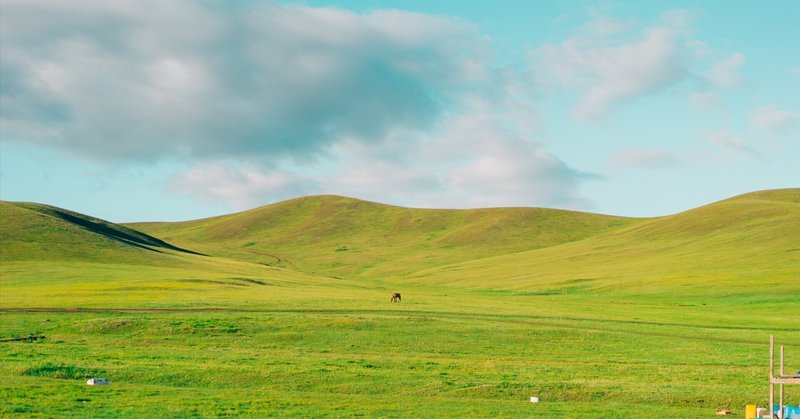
<box><xmin>1</xmin><ymin>190</ymin><xmax>799</xmax><ymax>417</ymax></box>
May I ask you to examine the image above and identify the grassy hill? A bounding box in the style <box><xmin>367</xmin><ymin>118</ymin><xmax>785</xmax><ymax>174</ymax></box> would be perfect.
<box><xmin>0</xmin><ymin>201</ymin><xmax>369</xmax><ymax>309</ymax></box>
<box><xmin>4</xmin><ymin>189</ymin><xmax>797</xmax><ymax>307</ymax></box>
<box><xmin>130</xmin><ymin>195</ymin><xmax>640</xmax><ymax>277</ymax></box>
<box><xmin>402</xmin><ymin>189</ymin><xmax>800</xmax><ymax>298</ymax></box>
<box><xmin>129</xmin><ymin>190</ymin><xmax>799</xmax><ymax>290</ymax></box>
<box><xmin>0</xmin><ymin>201</ymin><xmax>196</xmax><ymax>263</ymax></box>
<box><xmin>2</xmin><ymin>190</ymin><xmax>798</xmax><ymax>418</ymax></box>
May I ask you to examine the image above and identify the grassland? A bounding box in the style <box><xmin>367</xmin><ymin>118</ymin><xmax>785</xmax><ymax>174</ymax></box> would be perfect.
<box><xmin>129</xmin><ymin>195</ymin><xmax>639</xmax><ymax>277</ymax></box>
<box><xmin>1</xmin><ymin>189</ymin><xmax>798</xmax><ymax>417</ymax></box>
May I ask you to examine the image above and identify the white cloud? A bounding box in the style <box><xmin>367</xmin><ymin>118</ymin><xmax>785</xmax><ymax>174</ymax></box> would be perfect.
<box><xmin>708</xmin><ymin>53</ymin><xmax>745</xmax><ymax>88</ymax></box>
<box><xmin>705</xmin><ymin>129</ymin><xmax>759</xmax><ymax>157</ymax></box>
<box><xmin>428</xmin><ymin>112</ymin><xmax>593</xmax><ymax>208</ymax></box>
<box><xmin>531</xmin><ymin>12</ymin><xmax>690</xmax><ymax>120</ymax></box>
<box><xmin>170</xmin><ymin>163</ymin><xmax>314</xmax><ymax>208</ymax></box>
<box><xmin>751</xmin><ymin>107</ymin><xmax>797</xmax><ymax>131</ymax></box>
<box><xmin>0</xmin><ymin>0</ymin><xmax>489</xmax><ymax>161</ymax></box>
<box><xmin>2</xmin><ymin>0</ymin><xmax>598</xmax><ymax>211</ymax></box>
<box><xmin>611</xmin><ymin>148</ymin><xmax>680</xmax><ymax>169</ymax></box>
<box><xmin>685</xmin><ymin>40</ymin><xmax>711</xmax><ymax>59</ymax></box>
<box><xmin>689</xmin><ymin>92</ymin><xmax>724</xmax><ymax>112</ymax></box>
<box><xmin>170</xmin><ymin>110</ymin><xmax>593</xmax><ymax>210</ymax></box>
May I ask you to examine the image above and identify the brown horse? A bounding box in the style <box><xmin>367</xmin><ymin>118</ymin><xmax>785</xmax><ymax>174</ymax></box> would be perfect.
<box><xmin>390</xmin><ymin>293</ymin><xmax>401</xmax><ymax>302</ymax></box>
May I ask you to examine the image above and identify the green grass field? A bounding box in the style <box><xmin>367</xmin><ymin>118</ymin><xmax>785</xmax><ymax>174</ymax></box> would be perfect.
<box><xmin>1</xmin><ymin>189</ymin><xmax>799</xmax><ymax>417</ymax></box>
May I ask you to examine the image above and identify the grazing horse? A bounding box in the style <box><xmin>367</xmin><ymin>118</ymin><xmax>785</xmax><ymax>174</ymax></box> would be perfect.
<box><xmin>390</xmin><ymin>293</ymin><xmax>402</xmax><ymax>302</ymax></box>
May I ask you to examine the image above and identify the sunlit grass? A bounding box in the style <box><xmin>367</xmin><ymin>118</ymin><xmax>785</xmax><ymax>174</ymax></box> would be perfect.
<box><xmin>1</xmin><ymin>189</ymin><xmax>798</xmax><ymax>417</ymax></box>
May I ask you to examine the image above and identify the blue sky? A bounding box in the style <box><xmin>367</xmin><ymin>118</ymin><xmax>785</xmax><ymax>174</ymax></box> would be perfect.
<box><xmin>1</xmin><ymin>0</ymin><xmax>798</xmax><ymax>222</ymax></box>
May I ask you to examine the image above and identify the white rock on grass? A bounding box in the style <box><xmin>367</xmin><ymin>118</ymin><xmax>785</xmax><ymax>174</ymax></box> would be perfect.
<box><xmin>86</xmin><ymin>378</ymin><xmax>109</xmax><ymax>385</ymax></box>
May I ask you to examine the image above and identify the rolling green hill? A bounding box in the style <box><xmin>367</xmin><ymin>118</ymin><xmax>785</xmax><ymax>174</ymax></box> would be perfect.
<box><xmin>0</xmin><ymin>201</ymin><xmax>195</xmax><ymax>263</ymax></box>
<box><xmin>130</xmin><ymin>195</ymin><xmax>640</xmax><ymax>277</ymax></box>
<box><xmin>402</xmin><ymin>188</ymin><xmax>800</xmax><ymax>299</ymax></box>
<box><xmin>2</xmin><ymin>190</ymin><xmax>799</xmax><ymax>418</ymax></box>
<box><xmin>0</xmin><ymin>201</ymin><xmax>367</xmax><ymax>309</ymax></box>
<box><xmin>129</xmin><ymin>190</ymin><xmax>800</xmax><ymax>291</ymax></box>
<box><xmin>4</xmin><ymin>189</ymin><xmax>797</xmax><ymax>293</ymax></box>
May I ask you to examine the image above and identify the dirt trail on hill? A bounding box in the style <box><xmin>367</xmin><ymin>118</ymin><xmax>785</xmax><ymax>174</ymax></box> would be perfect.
<box><xmin>2</xmin><ymin>307</ymin><xmax>798</xmax><ymax>347</ymax></box>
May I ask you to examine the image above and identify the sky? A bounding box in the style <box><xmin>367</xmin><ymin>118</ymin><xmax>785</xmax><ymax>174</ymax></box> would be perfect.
<box><xmin>1</xmin><ymin>0</ymin><xmax>798</xmax><ymax>222</ymax></box>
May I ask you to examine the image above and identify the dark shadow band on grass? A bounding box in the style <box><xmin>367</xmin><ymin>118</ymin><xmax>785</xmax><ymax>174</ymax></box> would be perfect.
<box><xmin>17</xmin><ymin>203</ymin><xmax>205</xmax><ymax>256</ymax></box>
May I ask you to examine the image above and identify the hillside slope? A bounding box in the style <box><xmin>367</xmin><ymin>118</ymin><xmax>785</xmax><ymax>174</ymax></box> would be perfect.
<box><xmin>0</xmin><ymin>201</ymin><xmax>197</xmax><ymax>263</ymax></box>
<box><xmin>130</xmin><ymin>195</ymin><xmax>640</xmax><ymax>277</ymax></box>
<box><xmin>401</xmin><ymin>189</ymin><xmax>800</xmax><ymax>298</ymax></box>
<box><xmin>0</xmin><ymin>201</ymin><xmax>372</xmax><ymax>309</ymax></box>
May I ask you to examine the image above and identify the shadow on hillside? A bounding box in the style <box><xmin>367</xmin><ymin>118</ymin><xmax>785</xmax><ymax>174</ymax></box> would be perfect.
<box><xmin>23</xmin><ymin>204</ymin><xmax>205</xmax><ymax>256</ymax></box>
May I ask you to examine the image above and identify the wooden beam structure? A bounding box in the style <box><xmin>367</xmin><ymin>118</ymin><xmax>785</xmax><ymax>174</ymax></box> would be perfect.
<box><xmin>769</xmin><ymin>336</ymin><xmax>799</xmax><ymax>419</ymax></box>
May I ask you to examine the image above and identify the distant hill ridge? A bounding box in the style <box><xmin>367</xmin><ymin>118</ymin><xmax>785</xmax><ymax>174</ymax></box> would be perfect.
<box><xmin>401</xmin><ymin>188</ymin><xmax>800</xmax><ymax>291</ymax></box>
<box><xmin>129</xmin><ymin>194</ymin><xmax>640</xmax><ymax>276</ymax></box>
<box><xmin>722</xmin><ymin>188</ymin><xmax>800</xmax><ymax>203</ymax></box>
<box><xmin>2</xmin><ymin>189</ymin><xmax>798</xmax><ymax>283</ymax></box>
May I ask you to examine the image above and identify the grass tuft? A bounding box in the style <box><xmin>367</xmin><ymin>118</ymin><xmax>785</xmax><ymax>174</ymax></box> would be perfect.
<box><xmin>23</xmin><ymin>364</ymin><xmax>104</xmax><ymax>380</ymax></box>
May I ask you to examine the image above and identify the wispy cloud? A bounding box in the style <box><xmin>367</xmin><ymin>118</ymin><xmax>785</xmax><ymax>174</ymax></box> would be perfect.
<box><xmin>170</xmin><ymin>162</ymin><xmax>315</xmax><ymax>208</ymax></box>
<box><xmin>171</xmin><ymin>110</ymin><xmax>594</xmax><ymax>210</ymax></box>
<box><xmin>707</xmin><ymin>53</ymin><xmax>745</xmax><ymax>88</ymax></box>
<box><xmin>751</xmin><ymin>107</ymin><xmax>797</xmax><ymax>131</ymax></box>
<box><xmin>530</xmin><ymin>11</ymin><xmax>692</xmax><ymax>120</ymax></box>
<box><xmin>688</xmin><ymin>92</ymin><xmax>725</xmax><ymax>113</ymax></box>
<box><xmin>705</xmin><ymin>129</ymin><xmax>760</xmax><ymax>158</ymax></box>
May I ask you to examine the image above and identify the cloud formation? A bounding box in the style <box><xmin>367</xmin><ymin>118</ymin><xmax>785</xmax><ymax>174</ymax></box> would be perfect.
<box><xmin>7</xmin><ymin>2</ymin><xmax>774</xmax><ymax>213</ymax></box>
<box><xmin>531</xmin><ymin>12</ymin><xmax>691</xmax><ymax>120</ymax></box>
<box><xmin>172</xmin><ymin>110</ymin><xmax>593</xmax><ymax>210</ymax></box>
<box><xmin>708</xmin><ymin>53</ymin><xmax>745</xmax><ymax>88</ymax></box>
<box><xmin>1</xmin><ymin>0</ymin><xmax>488</xmax><ymax>160</ymax></box>
<box><xmin>751</xmin><ymin>107</ymin><xmax>797</xmax><ymax>131</ymax></box>
<box><xmin>689</xmin><ymin>92</ymin><xmax>725</xmax><ymax>113</ymax></box>
<box><xmin>1</xmin><ymin>0</ymin><xmax>600</xmax><ymax>210</ymax></box>
<box><xmin>705</xmin><ymin>129</ymin><xmax>760</xmax><ymax>157</ymax></box>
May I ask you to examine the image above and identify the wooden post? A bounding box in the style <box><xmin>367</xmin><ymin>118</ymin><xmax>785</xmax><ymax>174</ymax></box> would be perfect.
<box><xmin>767</xmin><ymin>336</ymin><xmax>800</xmax><ymax>419</ymax></box>
<box><xmin>770</xmin><ymin>335</ymin><xmax>774</xmax><ymax>419</ymax></box>
<box><xmin>779</xmin><ymin>345</ymin><xmax>784</xmax><ymax>419</ymax></box>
